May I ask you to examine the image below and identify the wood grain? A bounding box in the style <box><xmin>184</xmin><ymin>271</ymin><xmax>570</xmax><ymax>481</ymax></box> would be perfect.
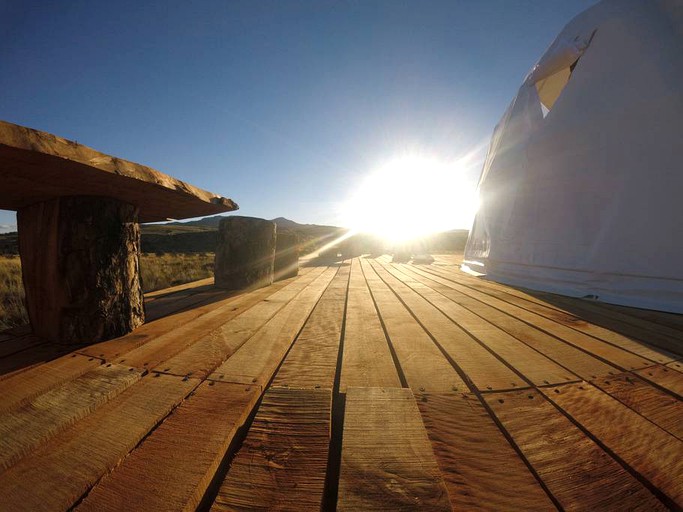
<box><xmin>212</xmin><ymin>387</ymin><xmax>331</xmax><ymax>511</ymax></box>
<box><xmin>0</xmin><ymin>119</ymin><xmax>237</xmax><ymax>222</ymax></box>
<box><xmin>272</xmin><ymin>263</ymin><xmax>350</xmax><ymax>389</ymax></box>
<box><xmin>591</xmin><ymin>372</ymin><xmax>683</xmax><ymax>440</ymax></box>
<box><xmin>634</xmin><ymin>364</ymin><xmax>683</xmax><ymax>399</ymax></box>
<box><xmin>0</xmin><ymin>353</ymin><xmax>101</xmax><ymax>413</ymax></box>
<box><xmin>542</xmin><ymin>382</ymin><xmax>683</xmax><ymax>505</ymax></box>
<box><xmin>78</xmin><ymin>381</ymin><xmax>259</xmax><ymax>512</ymax></box>
<box><xmin>0</xmin><ymin>373</ymin><xmax>199</xmax><ymax>511</ymax></box>
<box><xmin>369</xmin><ymin>261</ymin><xmax>523</xmax><ymax>391</ymax></box>
<box><xmin>396</xmin><ymin>263</ymin><xmax>653</xmax><ymax>371</ymax></box>
<box><xmin>208</xmin><ymin>267</ymin><xmax>338</xmax><ymax>388</ymax></box>
<box><xmin>338</xmin><ymin>387</ymin><xmax>452</xmax><ymax>511</ymax></box>
<box><xmin>0</xmin><ymin>363</ymin><xmax>143</xmax><ymax>471</ymax></box>
<box><xmin>417</xmin><ymin>392</ymin><xmax>554</xmax><ymax>511</ymax></box>
<box><xmin>486</xmin><ymin>389</ymin><xmax>664</xmax><ymax>511</ymax></box>
<box><xmin>339</xmin><ymin>259</ymin><xmax>401</xmax><ymax>392</ymax></box>
<box><xmin>119</xmin><ymin>267</ymin><xmax>327</xmax><ymax>372</ymax></box>
<box><xmin>361</xmin><ymin>258</ymin><xmax>466</xmax><ymax>393</ymax></box>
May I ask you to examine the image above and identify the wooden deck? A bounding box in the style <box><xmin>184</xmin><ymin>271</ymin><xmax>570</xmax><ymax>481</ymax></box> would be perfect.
<box><xmin>1</xmin><ymin>254</ymin><xmax>682</xmax><ymax>511</ymax></box>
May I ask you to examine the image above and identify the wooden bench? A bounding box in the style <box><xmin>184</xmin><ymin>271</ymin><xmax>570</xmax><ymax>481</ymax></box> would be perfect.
<box><xmin>0</xmin><ymin>120</ymin><xmax>238</xmax><ymax>344</ymax></box>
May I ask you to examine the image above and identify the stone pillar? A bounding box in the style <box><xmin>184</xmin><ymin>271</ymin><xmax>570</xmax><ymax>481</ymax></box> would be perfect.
<box><xmin>214</xmin><ymin>216</ymin><xmax>276</xmax><ymax>290</ymax></box>
<box><xmin>17</xmin><ymin>196</ymin><xmax>144</xmax><ymax>343</ymax></box>
<box><xmin>274</xmin><ymin>232</ymin><xmax>299</xmax><ymax>281</ymax></box>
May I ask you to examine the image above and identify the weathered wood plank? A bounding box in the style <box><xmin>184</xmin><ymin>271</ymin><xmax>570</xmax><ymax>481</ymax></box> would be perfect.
<box><xmin>438</xmin><ymin>267</ymin><xmax>683</xmax><ymax>355</ymax></box>
<box><xmin>432</xmin><ymin>267</ymin><xmax>679</xmax><ymax>363</ymax></box>
<box><xmin>339</xmin><ymin>259</ymin><xmax>401</xmax><ymax>392</ymax></box>
<box><xmin>0</xmin><ymin>119</ymin><xmax>237</xmax><ymax>222</ymax></box>
<box><xmin>115</xmin><ymin>267</ymin><xmax>327</xmax><ymax>371</ymax></box>
<box><xmin>378</xmin><ymin>262</ymin><xmax>576</xmax><ymax>387</ymax></box>
<box><xmin>0</xmin><ymin>335</ymin><xmax>47</xmax><ymax>359</ymax></box>
<box><xmin>272</xmin><ymin>263</ymin><xmax>350</xmax><ymax>390</ymax></box>
<box><xmin>360</xmin><ymin>259</ymin><xmax>467</xmax><ymax>393</ymax></box>
<box><xmin>153</xmin><ymin>267</ymin><xmax>332</xmax><ymax>380</ymax></box>
<box><xmin>668</xmin><ymin>360</ymin><xmax>683</xmax><ymax>373</ymax></box>
<box><xmin>208</xmin><ymin>267</ymin><xmax>338</xmax><ymax>389</ymax></box>
<box><xmin>79</xmin><ymin>270</ymin><xmax>316</xmax><ymax>366</ymax></box>
<box><xmin>0</xmin><ymin>373</ymin><xmax>199</xmax><ymax>511</ymax></box>
<box><xmin>590</xmin><ymin>373</ymin><xmax>683</xmax><ymax>440</ymax></box>
<box><xmin>417</xmin><ymin>392</ymin><xmax>554</xmax><ymax>511</ymax></box>
<box><xmin>396</xmin><ymin>263</ymin><xmax>653</xmax><ymax>371</ymax></box>
<box><xmin>338</xmin><ymin>387</ymin><xmax>452</xmax><ymax>511</ymax></box>
<box><xmin>0</xmin><ymin>354</ymin><xmax>102</xmax><ymax>413</ymax></box>
<box><xmin>367</xmin><ymin>261</ymin><xmax>524</xmax><ymax>391</ymax></box>
<box><xmin>0</xmin><ymin>363</ymin><xmax>143</xmax><ymax>471</ymax></box>
<box><xmin>542</xmin><ymin>382</ymin><xmax>683</xmax><ymax>505</ymax></box>
<box><xmin>144</xmin><ymin>277</ymin><xmax>214</xmax><ymax>300</ymax></box>
<box><xmin>0</xmin><ymin>342</ymin><xmax>80</xmax><ymax>380</ymax></box>
<box><xmin>485</xmin><ymin>389</ymin><xmax>664</xmax><ymax>511</ymax></box>
<box><xmin>212</xmin><ymin>387</ymin><xmax>331</xmax><ymax>511</ymax></box>
<box><xmin>77</xmin><ymin>381</ymin><xmax>259</xmax><ymax>512</ymax></box>
<box><xmin>634</xmin><ymin>364</ymin><xmax>683</xmax><ymax>399</ymax></box>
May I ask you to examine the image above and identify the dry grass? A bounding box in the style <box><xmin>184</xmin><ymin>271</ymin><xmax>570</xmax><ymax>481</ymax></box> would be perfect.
<box><xmin>0</xmin><ymin>256</ymin><xmax>28</xmax><ymax>331</ymax></box>
<box><xmin>0</xmin><ymin>253</ymin><xmax>215</xmax><ymax>331</ymax></box>
<box><xmin>140</xmin><ymin>252</ymin><xmax>214</xmax><ymax>292</ymax></box>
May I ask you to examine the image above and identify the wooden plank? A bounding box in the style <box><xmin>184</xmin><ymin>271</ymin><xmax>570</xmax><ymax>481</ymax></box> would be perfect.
<box><xmin>153</xmin><ymin>268</ymin><xmax>332</xmax><ymax>379</ymax></box>
<box><xmin>367</xmin><ymin>261</ymin><xmax>524</xmax><ymax>391</ymax></box>
<box><xmin>590</xmin><ymin>373</ymin><xmax>683</xmax><ymax>440</ymax></box>
<box><xmin>144</xmin><ymin>277</ymin><xmax>214</xmax><ymax>300</ymax></box>
<box><xmin>416</xmin><ymin>392</ymin><xmax>554</xmax><ymax>511</ymax></box>
<box><xmin>0</xmin><ymin>354</ymin><xmax>103</xmax><ymax>413</ymax></box>
<box><xmin>339</xmin><ymin>259</ymin><xmax>401</xmax><ymax>392</ymax></box>
<box><xmin>0</xmin><ymin>363</ymin><xmax>143</xmax><ymax>471</ymax></box>
<box><xmin>115</xmin><ymin>267</ymin><xmax>327</xmax><ymax>371</ymax></box>
<box><xmin>338</xmin><ymin>387</ymin><xmax>452</xmax><ymax>511</ymax></box>
<box><xmin>435</xmin><ymin>268</ymin><xmax>680</xmax><ymax>363</ymax></box>
<box><xmin>77</xmin><ymin>381</ymin><xmax>259</xmax><ymax>512</ymax></box>
<box><xmin>272</xmin><ymin>263</ymin><xmax>350</xmax><ymax>389</ymax></box>
<box><xmin>212</xmin><ymin>387</ymin><xmax>331</xmax><ymax>511</ymax></box>
<box><xmin>598</xmin><ymin>301</ymin><xmax>683</xmax><ymax>331</ymax></box>
<box><xmin>668</xmin><ymin>360</ymin><xmax>683</xmax><ymax>373</ymax></box>
<box><xmin>634</xmin><ymin>364</ymin><xmax>683</xmax><ymax>399</ymax></box>
<box><xmin>485</xmin><ymin>389</ymin><xmax>665</xmax><ymax>511</ymax></box>
<box><xmin>396</xmin><ymin>263</ymin><xmax>654</xmax><ymax>371</ymax></box>
<box><xmin>0</xmin><ymin>372</ymin><xmax>199</xmax><ymax>511</ymax></box>
<box><xmin>0</xmin><ymin>342</ymin><xmax>80</xmax><ymax>380</ymax></box>
<box><xmin>377</xmin><ymin>262</ymin><xmax>576</xmax><ymax>387</ymax></box>
<box><xmin>0</xmin><ymin>334</ymin><xmax>47</xmax><ymax>359</ymax></box>
<box><xmin>79</xmin><ymin>270</ymin><xmax>313</xmax><ymax>361</ymax></box>
<box><xmin>0</xmin><ymin>119</ymin><xmax>237</xmax><ymax>222</ymax></box>
<box><xmin>208</xmin><ymin>267</ymin><xmax>338</xmax><ymax>389</ymax></box>
<box><xmin>407</xmin><ymin>278</ymin><xmax>618</xmax><ymax>381</ymax></box>
<box><xmin>542</xmin><ymin>382</ymin><xmax>683</xmax><ymax>505</ymax></box>
<box><xmin>360</xmin><ymin>259</ymin><xmax>467</xmax><ymax>393</ymax></box>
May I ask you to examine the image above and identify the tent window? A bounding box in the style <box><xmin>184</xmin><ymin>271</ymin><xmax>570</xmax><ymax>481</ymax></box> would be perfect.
<box><xmin>535</xmin><ymin>57</ymin><xmax>580</xmax><ymax>113</ymax></box>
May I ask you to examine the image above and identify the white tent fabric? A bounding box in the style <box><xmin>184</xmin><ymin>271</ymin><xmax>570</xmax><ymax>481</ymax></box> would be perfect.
<box><xmin>464</xmin><ymin>0</ymin><xmax>683</xmax><ymax>313</ymax></box>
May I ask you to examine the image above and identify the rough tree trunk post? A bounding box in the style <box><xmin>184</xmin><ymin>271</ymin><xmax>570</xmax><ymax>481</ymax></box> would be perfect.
<box><xmin>17</xmin><ymin>196</ymin><xmax>145</xmax><ymax>343</ymax></box>
<box><xmin>274</xmin><ymin>231</ymin><xmax>299</xmax><ymax>281</ymax></box>
<box><xmin>214</xmin><ymin>216</ymin><xmax>276</xmax><ymax>290</ymax></box>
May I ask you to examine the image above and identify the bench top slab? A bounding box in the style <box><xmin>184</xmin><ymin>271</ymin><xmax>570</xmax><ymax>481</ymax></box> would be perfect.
<box><xmin>0</xmin><ymin>120</ymin><xmax>238</xmax><ymax>222</ymax></box>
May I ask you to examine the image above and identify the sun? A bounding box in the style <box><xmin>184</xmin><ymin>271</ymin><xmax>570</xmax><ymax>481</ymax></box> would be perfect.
<box><xmin>342</xmin><ymin>156</ymin><xmax>479</xmax><ymax>244</ymax></box>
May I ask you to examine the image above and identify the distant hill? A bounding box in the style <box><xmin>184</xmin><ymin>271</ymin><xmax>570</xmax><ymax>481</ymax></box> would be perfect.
<box><xmin>140</xmin><ymin>216</ymin><xmax>346</xmax><ymax>254</ymax></box>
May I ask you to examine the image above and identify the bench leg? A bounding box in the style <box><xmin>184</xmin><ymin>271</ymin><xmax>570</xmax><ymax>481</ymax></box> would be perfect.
<box><xmin>214</xmin><ymin>216</ymin><xmax>276</xmax><ymax>290</ymax></box>
<box><xmin>17</xmin><ymin>196</ymin><xmax>144</xmax><ymax>343</ymax></box>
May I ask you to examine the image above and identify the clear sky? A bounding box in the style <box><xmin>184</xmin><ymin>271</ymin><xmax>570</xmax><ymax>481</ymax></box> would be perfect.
<box><xmin>0</xmin><ymin>0</ymin><xmax>597</xmax><ymax>233</ymax></box>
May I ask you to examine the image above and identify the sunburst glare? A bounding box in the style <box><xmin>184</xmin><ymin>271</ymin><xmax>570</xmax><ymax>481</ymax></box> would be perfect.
<box><xmin>342</xmin><ymin>156</ymin><xmax>478</xmax><ymax>244</ymax></box>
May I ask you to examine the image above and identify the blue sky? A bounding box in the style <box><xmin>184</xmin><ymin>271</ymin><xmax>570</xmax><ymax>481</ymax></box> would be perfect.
<box><xmin>0</xmin><ymin>0</ymin><xmax>597</xmax><ymax>232</ymax></box>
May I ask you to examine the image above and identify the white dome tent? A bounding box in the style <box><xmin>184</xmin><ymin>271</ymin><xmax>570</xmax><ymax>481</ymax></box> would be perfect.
<box><xmin>463</xmin><ymin>0</ymin><xmax>683</xmax><ymax>313</ymax></box>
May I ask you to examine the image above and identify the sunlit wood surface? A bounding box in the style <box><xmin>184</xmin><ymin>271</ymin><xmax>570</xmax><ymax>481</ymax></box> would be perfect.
<box><xmin>0</xmin><ymin>255</ymin><xmax>682</xmax><ymax>511</ymax></box>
